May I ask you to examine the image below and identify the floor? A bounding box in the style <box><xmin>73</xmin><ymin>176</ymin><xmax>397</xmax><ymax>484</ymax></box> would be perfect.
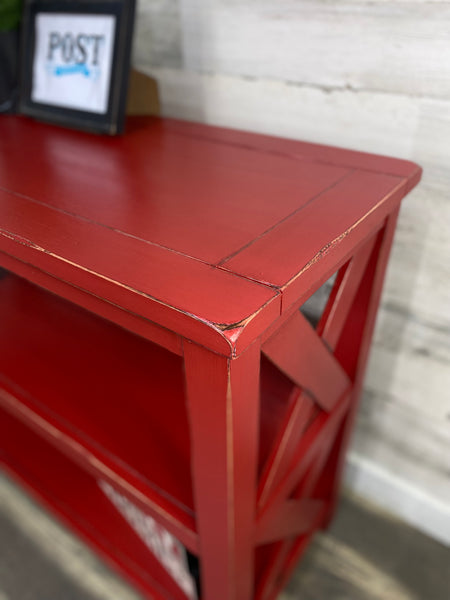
<box><xmin>0</xmin><ymin>472</ymin><xmax>448</xmax><ymax>600</ymax></box>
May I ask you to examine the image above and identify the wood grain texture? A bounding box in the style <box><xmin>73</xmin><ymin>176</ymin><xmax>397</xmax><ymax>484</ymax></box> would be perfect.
<box><xmin>165</xmin><ymin>1</ymin><xmax>450</xmax><ymax>100</ymax></box>
<box><xmin>141</xmin><ymin>66</ymin><xmax>450</xmax><ymax>171</ymax></box>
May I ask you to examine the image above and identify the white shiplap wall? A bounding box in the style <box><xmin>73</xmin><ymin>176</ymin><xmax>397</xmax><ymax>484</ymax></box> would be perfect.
<box><xmin>134</xmin><ymin>0</ymin><xmax>450</xmax><ymax>545</ymax></box>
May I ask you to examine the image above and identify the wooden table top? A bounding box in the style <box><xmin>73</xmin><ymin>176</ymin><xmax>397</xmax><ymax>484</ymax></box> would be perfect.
<box><xmin>0</xmin><ymin>116</ymin><xmax>421</xmax><ymax>355</ymax></box>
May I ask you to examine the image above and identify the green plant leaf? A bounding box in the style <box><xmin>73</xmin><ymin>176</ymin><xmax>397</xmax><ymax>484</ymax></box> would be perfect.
<box><xmin>0</xmin><ymin>0</ymin><xmax>22</xmax><ymax>32</ymax></box>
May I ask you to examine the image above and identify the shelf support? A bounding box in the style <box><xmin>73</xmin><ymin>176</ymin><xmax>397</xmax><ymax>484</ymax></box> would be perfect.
<box><xmin>184</xmin><ymin>339</ymin><xmax>261</xmax><ymax>600</ymax></box>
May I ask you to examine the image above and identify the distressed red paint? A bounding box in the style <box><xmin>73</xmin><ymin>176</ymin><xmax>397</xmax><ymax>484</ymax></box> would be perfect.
<box><xmin>0</xmin><ymin>115</ymin><xmax>421</xmax><ymax>599</ymax></box>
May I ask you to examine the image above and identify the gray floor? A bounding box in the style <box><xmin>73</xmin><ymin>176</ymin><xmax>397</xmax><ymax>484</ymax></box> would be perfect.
<box><xmin>0</xmin><ymin>472</ymin><xmax>448</xmax><ymax>600</ymax></box>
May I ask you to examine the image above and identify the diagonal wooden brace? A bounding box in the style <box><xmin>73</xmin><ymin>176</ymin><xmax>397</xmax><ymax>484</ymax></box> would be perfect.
<box><xmin>318</xmin><ymin>233</ymin><xmax>378</xmax><ymax>351</ymax></box>
<box><xmin>257</xmin><ymin>390</ymin><xmax>316</xmax><ymax>509</ymax></box>
<box><xmin>257</xmin><ymin>388</ymin><xmax>352</xmax><ymax>527</ymax></box>
<box><xmin>255</xmin><ymin>498</ymin><xmax>326</xmax><ymax>545</ymax></box>
<box><xmin>262</xmin><ymin>310</ymin><xmax>351</xmax><ymax>412</ymax></box>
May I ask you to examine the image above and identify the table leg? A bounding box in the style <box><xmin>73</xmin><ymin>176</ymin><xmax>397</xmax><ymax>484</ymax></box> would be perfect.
<box><xmin>184</xmin><ymin>340</ymin><xmax>261</xmax><ymax>600</ymax></box>
<box><xmin>323</xmin><ymin>209</ymin><xmax>401</xmax><ymax>525</ymax></box>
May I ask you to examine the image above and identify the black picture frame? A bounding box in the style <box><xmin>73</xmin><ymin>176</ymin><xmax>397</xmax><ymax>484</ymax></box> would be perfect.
<box><xmin>19</xmin><ymin>0</ymin><xmax>136</xmax><ymax>134</ymax></box>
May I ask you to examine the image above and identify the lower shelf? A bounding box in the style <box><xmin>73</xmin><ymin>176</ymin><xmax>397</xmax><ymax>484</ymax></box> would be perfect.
<box><xmin>0</xmin><ymin>407</ymin><xmax>199</xmax><ymax>600</ymax></box>
<box><xmin>0</xmin><ymin>270</ymin><xmax>324</xmax><ymax>599</ymax></box>
<box><xmin>0</xmin><ymin>271</ymin><xmax>298</xmax><ymax>544</ymax></box>
<box><xmin>0</xmin><ymin>271</ymin><xmax>197</xmax><ymax>544</ymax></box>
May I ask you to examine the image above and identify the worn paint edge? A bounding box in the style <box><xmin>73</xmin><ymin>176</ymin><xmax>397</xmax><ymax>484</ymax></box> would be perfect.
<box><xmin>279</xmin><ymin>178</ymin><xmax>408</xmax><ymax>294</ymax></box>
<box><xmin>0</xmin><ymin>388</ymin><xmax>199</xmax><ymax>551</ymax></box>
<box><xmin>0</xmin><ymin>232</ymin><xmax>279</xmax><ymax>356</ymax></box>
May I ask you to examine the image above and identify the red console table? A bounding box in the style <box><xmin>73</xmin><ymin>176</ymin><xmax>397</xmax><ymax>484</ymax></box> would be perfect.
<box><xmin>0</xmin><ymin>116</ymin><xmax>421</xmax><ymax>600</ymax></box>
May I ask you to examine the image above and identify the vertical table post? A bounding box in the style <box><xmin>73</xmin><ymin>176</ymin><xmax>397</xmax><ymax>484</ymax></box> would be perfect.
<box><xmin>321</xmin><ymin>208</ymin><xmax>401</xmax><ymax>525</ymax></box>
<box><xmin>184</xmin><ymin>340</ymin><xmax>261</xmax><ymax>600</ymax></box>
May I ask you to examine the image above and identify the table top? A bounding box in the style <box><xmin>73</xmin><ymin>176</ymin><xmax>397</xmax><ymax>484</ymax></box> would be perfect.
<box><xmin>0</xmin><ymin>116</ymin><xmax>421</xmax><ymax>355</ymax></box>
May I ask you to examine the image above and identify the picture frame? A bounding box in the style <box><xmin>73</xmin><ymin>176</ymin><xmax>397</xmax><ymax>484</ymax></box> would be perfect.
<box><xmin>19</xmin><ymin>0</ymin><xmax>136</xmax><ymax>134</ymax></box>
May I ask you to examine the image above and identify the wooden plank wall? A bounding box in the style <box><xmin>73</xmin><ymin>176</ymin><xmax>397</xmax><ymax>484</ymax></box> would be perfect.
<box><xmin>133</xmin><ymin>0</ymin><xmax>450</xmax><ymax>545</ymax></box>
